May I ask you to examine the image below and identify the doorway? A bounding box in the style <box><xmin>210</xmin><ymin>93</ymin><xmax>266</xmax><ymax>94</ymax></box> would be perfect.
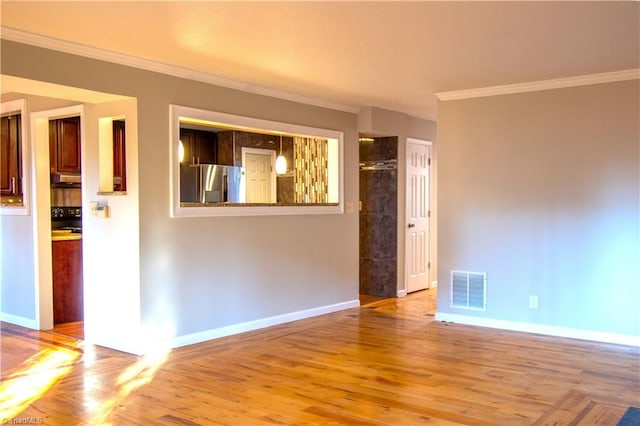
<box><xmin>242</xmin><ymin>147</ymin><xmax>276</xmax><ymax>203</ymax></box>
<box><xmin>31</xmin><ymin>105</ymin><xmax>85</xmax><ymax>340</ymax></box>
<box><xmin>359</xmin><ymin>136</ymin><xmax>434</xmax><ymax>301</ymax></box>
<box><xmin>49</xmin><ymin>115</ymin><xmax>84</xmax><ymax>339</ymax></box>
<box><xmin>358</xmin><ymin>136</ymin><xmax>398</xmax><ymax>298</ymax></box>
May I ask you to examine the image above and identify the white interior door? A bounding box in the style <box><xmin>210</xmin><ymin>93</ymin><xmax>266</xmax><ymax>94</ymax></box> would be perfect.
<box><xmin>242</xmin><ymin>148</ymin><xmax>276</xmax><ymax>203</ymax></box>
<box><xmin>405</xmin><ymin>139</ymin><xmax>431</xmax><ymax>293</ymax></box>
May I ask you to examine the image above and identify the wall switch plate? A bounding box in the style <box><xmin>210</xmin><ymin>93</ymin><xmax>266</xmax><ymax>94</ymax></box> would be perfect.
<box><xmin>95</xmin><ymin>206</ymin><xmax>109</xmax><ymax>218</ymax></box>
<box><xmin>529</xmin><ymin>295</ymin><xmax>539</xmax><ymax>309</ymax></box>
<box><xmin>90</xmin><ymin>201</ymin><xmax>109</xmax><ymax>218</ymax></box>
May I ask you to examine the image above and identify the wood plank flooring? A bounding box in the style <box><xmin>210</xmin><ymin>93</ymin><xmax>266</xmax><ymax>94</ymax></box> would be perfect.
<box><xmin>52</xmin><ymin>321</ymin><xmax>84</xmax><ymax>340</ymax></box>
<box><xmin>1</xmin><ymin>289</ymin><xmax>638</xmax><ymax>425</ymax></box>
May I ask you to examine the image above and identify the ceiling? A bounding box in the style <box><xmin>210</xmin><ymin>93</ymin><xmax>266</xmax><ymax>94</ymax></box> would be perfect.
<box><xmin>1</xmin><ymin>1</ymin><xmax>638</xmax><ymax>120</ymax></box>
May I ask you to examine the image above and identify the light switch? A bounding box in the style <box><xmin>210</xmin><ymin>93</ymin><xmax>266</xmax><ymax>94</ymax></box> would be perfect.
<box><xmin>90</xmin><ymin>201</ymin><xmax>110</xmax><ymax>218</ymax></box>
<box><xmin>96</xmin><ymin>206</ymin><xmax>109</xmax><ymax>218</ymax></box>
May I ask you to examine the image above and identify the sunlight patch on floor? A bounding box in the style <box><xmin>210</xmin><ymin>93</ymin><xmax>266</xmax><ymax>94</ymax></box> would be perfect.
<box><xmin>0</xmin><ymin>343</ymin><xmax>81</xmax><ymax>420</ymax></box>
<box><xmin>86</xmin><ymin>347</ymin><xmax>170</xmax><ymax>425</ymax></box>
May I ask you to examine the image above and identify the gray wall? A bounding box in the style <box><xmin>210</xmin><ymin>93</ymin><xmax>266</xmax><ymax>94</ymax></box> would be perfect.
<box><xmin>1</xmin><ymin>217</ymin><xmax>35</xmax><ymax>319</ymax></box>
<box><xmin>1</xmin><ymin>40</ymin><xmax>359</xmax><ymax>339</ymax></box>
<box><xmin>437</xmin><ymin>80</ymin><xmax>639</xmax><ymax>336</ymax></box>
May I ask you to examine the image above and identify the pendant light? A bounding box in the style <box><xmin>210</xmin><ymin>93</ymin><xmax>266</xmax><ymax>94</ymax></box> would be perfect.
<box><xmin>275</xmin><ymin>135</ymin><xmax>287</xmax><ymax>175</ymax></box>
<box><xmin>178</xmin><ymin>140</ymin><xmax>185</xmax><ymax>163</ymax></box>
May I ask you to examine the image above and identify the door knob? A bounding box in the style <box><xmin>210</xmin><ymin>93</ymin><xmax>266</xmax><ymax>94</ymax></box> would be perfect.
<box><xmin>408</xmin><ymin>223</ymin><xmax>415</xmax><ymax>228</ymax></box>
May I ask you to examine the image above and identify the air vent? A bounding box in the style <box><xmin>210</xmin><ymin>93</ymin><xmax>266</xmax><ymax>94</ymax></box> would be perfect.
<box><xmin>451</xmin><ymin>271</ymin><xmax>486</xmax><ymax>311</ymax></box>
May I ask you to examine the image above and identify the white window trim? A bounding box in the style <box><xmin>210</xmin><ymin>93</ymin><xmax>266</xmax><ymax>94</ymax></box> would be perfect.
<box><xmin>1</xmin><ymin>99</ymin><xmax>30</xmax><ymax>216</ymax></box>
<box><xmin>169</xmin><ymin>105</ymin><xmax>344</xmax><ymax>217</ymax></box>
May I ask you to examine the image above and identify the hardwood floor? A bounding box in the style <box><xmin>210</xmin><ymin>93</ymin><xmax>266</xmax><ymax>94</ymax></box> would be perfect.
<box><xmin>1</xmin><ymin>289</ymin><xmax>638</xmax><ymax>425</ymax></box>
<box><xmin>52</xmin><ymin>321</ymin><xmax>84</xmax><ymax>340</ymax></box>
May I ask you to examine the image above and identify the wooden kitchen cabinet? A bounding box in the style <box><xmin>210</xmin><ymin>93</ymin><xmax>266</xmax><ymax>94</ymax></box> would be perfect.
<box><xmin>180</xmin><ymin>128</ymin><xmax>217</xmax><ymax>165</ymax></box>
<box><xmin>50</xmin><ymin>116</ymin><xmax>81</xmax><ymax>175</ymax></box>
<box><xmin>52</xmin><ymin>239</ymin><xmax>83</xmax><ymax>324</ymax></box>
<box><xmin>0</xmin><ymin>113</ymin><xmax>22</xmax><ymax>198</ymax></box>
<box><xmin>113</xmin><ymin>119</ymin><xmax>127</xmax><ymax>191</ymax></box>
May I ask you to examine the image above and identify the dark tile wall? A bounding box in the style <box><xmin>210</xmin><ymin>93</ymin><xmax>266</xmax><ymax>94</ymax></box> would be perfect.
<box><xmin>360</xmin><ymin>136</ymin><xmax>398</xmax><ymax>162</ymax></box>
<box><xmin>277</xmin><ymin>175</ymin><xmax>295</xmax><ymax>204</ymax></box>
<box><xmin>359</xmin><ymin>137</ymin><xmax>398</xmax><ymax>298</ymax></box>
<box><xmin>216</xmin><ymin>131</ymin><xmax>234</xmax><ymax>166</ymax></box>
<box><xmin>232</xmin><ymin>132</ymin><xmax>293</xmax><ymax>168</ymax></box>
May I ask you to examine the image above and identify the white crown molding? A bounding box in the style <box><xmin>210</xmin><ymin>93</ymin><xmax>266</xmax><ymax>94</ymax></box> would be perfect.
<box><xmin>0</xmin><ymin>26</ymin><xmax>360</xmax><ymax>114</ymax></box>
<box><xmin>436</xmin><ymin>68</ymin><xmax>640</xmax><ymax>101</ymax></box>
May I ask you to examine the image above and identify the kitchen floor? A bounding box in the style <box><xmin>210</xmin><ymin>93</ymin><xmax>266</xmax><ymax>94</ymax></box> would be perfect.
<box><xmin>52</xmin><ymin>321</ymin><xmax>83</xmax><ymax>340</ymax></box>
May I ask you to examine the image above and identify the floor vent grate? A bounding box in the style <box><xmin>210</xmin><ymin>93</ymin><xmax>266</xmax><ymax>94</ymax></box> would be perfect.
<box><xmin>451</xmin><ymin>270</ymin><xmax>486</xmax><ymax>311</ymax></box>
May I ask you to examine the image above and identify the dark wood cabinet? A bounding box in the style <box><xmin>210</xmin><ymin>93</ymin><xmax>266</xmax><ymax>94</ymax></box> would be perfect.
<box><xmin>50</xmin><ymin>117</ymin><xmax>81</xmax><ymax>175</ymax></box>
<box><xmin>180</xmin><ymin>128</ymin><xmax>217</xmax><ymax>165</ymax></box>
<box><xmin>0</xmin><ymin>113</ymin><xmax>22</xmax><ymax>197</ymax></box>
<box><xmin>52</xmin><ymin>239</ymin><xmax>83</xmax><ymax>324</ymax></box>
<box><xmin>113</xmin><ymin>120</ymin><xmax>127</xmax><ymax>191</ymax></box>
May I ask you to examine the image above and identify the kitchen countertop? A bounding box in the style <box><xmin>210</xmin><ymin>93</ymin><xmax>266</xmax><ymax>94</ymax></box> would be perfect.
<box><xmin>51</xmin><ymin>230</ymin><xmax>82</xmax><ymax>241</ymax></box>
<box><xmin>179</xmin><ymin>202</ymin><xmax>340</xmax><ymax>207</ymax></box>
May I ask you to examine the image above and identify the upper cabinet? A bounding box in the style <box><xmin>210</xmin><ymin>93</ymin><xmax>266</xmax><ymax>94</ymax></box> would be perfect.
<box><xmin>50</xmin><ymin>117</ymin><xmax>81</xmax><ymax>175</ymax></box>
<box><xmin>0</xmin><ymin>113</ymin><xmax>22</xmax><ymax>199</ymax></box>
<box><xmin>180</xmin><ymin>128</ymin><xmax>217</xmax><ymax>165</ymax></box>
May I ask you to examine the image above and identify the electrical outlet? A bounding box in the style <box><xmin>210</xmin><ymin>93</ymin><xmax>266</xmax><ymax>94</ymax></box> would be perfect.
<box><xmin>529</xmin><ymin>295</ymin><xmax>539</xmax><ymax>309</ymax></box>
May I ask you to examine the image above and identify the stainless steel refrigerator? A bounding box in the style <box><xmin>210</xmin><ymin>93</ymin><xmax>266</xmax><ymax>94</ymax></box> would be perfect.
<box><xmin>180</xmin><ymin>164</ymin><xmax>246</xmax><ymax>203</ymax></box>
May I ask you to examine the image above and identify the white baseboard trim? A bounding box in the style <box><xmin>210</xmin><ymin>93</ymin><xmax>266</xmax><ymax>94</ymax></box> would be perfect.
<box><xmin>434</xmin><ymin>312</ymin><xmax>640</xmax><ymax>347</ymax></box>
<box><xmin>397</xmin><ymin>289</ymin><xmax>407</xmax><ymax>297</ymax></box>
<box><xmin>84</xmin><ymin>336</ymin><xmax>147</xmax><ymax>356</ymax></box>
<box><xmin>1</xmin><ymin>312</ymin><xmax>38</xmax><ymax>329</ymax></box>
<box><xmin>171</xmin><ymin>299</ymin><xmax>360</xmax><ymax>349</ymax></box>
<box><xmin>430</xmin><ymin>281</ymin><xmax>438</xmax><ymax>288</ymax></box>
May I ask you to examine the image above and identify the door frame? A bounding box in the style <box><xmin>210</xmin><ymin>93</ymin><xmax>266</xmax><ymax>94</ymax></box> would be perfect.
<box><xmin>241</xmin><ymin>147</ymin><xmax>276</xmax><ymax>203</ymax></box>
<box><xmin>31</xmin><ymin>105</ymin><xmax>85</xmax><ymax>330</ymax></box>
<box><xmin>403</xmin><ymin>137</ymin><xmax>433</xmax><ymax>296</ymax></box>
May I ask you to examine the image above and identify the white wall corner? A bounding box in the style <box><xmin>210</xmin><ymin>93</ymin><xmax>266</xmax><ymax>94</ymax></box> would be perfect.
<box><xmin>357</xmin><ymin>106</ymin><xmax>374</xmax><ymax>134</ymax></box>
